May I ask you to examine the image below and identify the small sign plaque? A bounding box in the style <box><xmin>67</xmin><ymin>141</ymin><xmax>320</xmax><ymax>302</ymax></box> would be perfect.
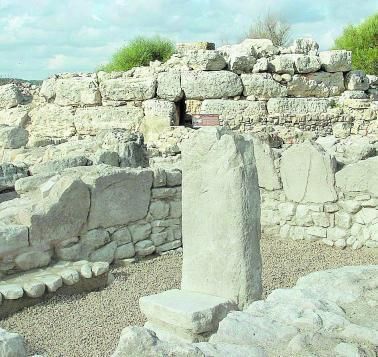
<box><xmin>192</xmin><ymin>114</ymin><xmax>220</xmax><ymax>128</ymax></box>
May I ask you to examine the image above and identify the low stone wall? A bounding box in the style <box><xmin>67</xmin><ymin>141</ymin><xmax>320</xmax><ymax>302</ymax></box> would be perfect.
<box><xmin>0</xmin><ymin>166</ymin><xmax>182</xmax><ymax>277</ymax></box>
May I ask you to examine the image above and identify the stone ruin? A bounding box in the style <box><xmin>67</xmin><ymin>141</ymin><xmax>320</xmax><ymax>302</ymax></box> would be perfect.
<box><xmin>0</xmin><ymin>36</ymin><xmax>377</xmax><ymax>355</ymax></box>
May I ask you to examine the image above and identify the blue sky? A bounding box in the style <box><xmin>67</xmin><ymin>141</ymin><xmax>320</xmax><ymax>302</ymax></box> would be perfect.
<box><xmin>0</xmin><ymin>0</ymin><xmax>377</xmax><ymax>80</ymax></box>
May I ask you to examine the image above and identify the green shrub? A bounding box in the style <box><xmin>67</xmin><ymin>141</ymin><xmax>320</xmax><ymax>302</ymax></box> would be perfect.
<box><xmin>333</xmin><ymin>13</ymin><xmax>378</xmax><ymax>75</ymax></box>
<box><xmin>99</xmin><ymin>36</ymin><xmax>175</xmax><ymax>72</ymax></box>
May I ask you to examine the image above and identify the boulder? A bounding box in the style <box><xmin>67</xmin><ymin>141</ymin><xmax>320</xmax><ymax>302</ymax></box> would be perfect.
<box><xmin>267</xmin><ymin>98</ymin><xmax>331</xmax><ymax>114</ymax></box>
<box><xmin>0</xmin><ymin>84</ymin><xmax>22</xmax><ymax>109</ymax></box>
<box><xmin>14</xmin><ymin>250</ymin><xmax>51</xmax><ymax>271</ymax></box>
<box><xmin>345</xmin><ymin>70</ymin><xmax>370</xmax><ymax>91</ymax></box>
<box><xmin>0</xmin><ymin>224</ymin><xmax>29</xmax><ymax>257</ymax></box>
<box><xmin>319</xmin><ymin>50</ymin><xmax>352</xmax><ymax>72</ymax></box>
<box><xmin>181</xmin><ymin>71</ymin><xmax>243</xmax><ymax>99</ymax></box>
<box><xmin>293</xmin><ymin>54</ymin><xmax>321</xmax><ymax>73</ymax></box>
<box><xmin>54</xmin><ymin>75</ymin><xmax>101</xmax><ymax>106</ymax></box>
<box><xmin>244</xmin><ymin>39</ymin><xmax>279</xmax><ymax>58</ymax></box>
<box><xmin>0</xmin><ymin>328</ymin><xmax>26</xmax><ymax>357</ymax></box>
<box><xmin>181</xmin><ymin>128</ymin><xmax>262</xmax><ymax>309</ymax></box>
<box><xmin>99</xmin><ymin>76</ymin><xmax>156</xmax><ymax>101</ymax></box>
<box><xmin>185</xmin><ymin>50</ymin><xmax>227</xmax><ymax>71</ymax></box>
<box><xmin>0</xmin><ymin>107</ymin><xmax>29</xmax><ymax>127</ymax></box>
<box><xmin>74</xmin><ymin>105</ymin><xmax>144</xmax><ymax>136</ymax></box>
<box><xmin>218</xmin><ymin>42</ymin><xmax>257</xmax><ymax>74</ymax></box>
<box><xmin>0</xmin><ymin>125</ymin><xmax>29</xmax><ymax>148</ymax></box>
<box><xmin>280</xmin><ymin>141</ymin><xmax>338</xmax><ymax>203</ymax></box>
<box><xmin>157</xmin><ymin>71</ymin><xmax>183</xmax><ymax>102</ymax></box>
<box><xmin>241</xmin><ymin>73</ymin><xmax>287</xmax><ymax>99</ymax></box>
<box><xmin>335</xmin><ymin>156</ymin><xmax>378</xmax><ymax>196</ymax></box>
<box><xmin>268</xmin><ymin>55</ymin><xmax>295</xmax><ymax>75</ymax></box>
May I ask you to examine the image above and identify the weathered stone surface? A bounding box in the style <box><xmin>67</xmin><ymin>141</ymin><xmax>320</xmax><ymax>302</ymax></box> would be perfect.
<box><xmin>181</xmin><ymin>128</ymin><xmax>262</xmax><ymax>309</ymax></box>
<box><xmin>176</xmin><ymin>42</ymin><xmax>215</xmax><ymax>53</ymax></box>
<box><xmin>83</xmin><ymin>166</ymin><xmax>153</xmax><ymax>230</ymax></box>
<box><xmin>27</xmin><ymin>176</ymin><xmax>90</xmax><ymax>244</ymax></box>
<box><xmin>335</xmin><ymin>157</ymin><xmax>378</xmax><ymax>196</ymax></box>
<box><xmin>267</xmin><ymin>98</ymin><xmax>331</xmax><ymax>114</ymax></box>
<box><xmin>89</xmin><ymin>241</ymin><xmax>117</xmax><ymax>263</ymax></box>
<box><xmin>112</xmin><ymin>227</ymin><xmax>132</xmax><ymax>245</ymax></box>
<box><xmin>0</xmin><ymin>328</ymin><xmax>27</xmax><ymax>357</ymax></box>
<box><xmin>0</xmin><ymin>84</ymin><xmax>22</xmax><ymax>109</ymax></box>
<box><xmin>345</xmin><ymin>70</ymin><xmax>370</xmax><ymax>91</ymax></box>
<box><xmin>319</xmin><ymin>50</ymin><xmax>352</xmax><ymax>72</ymax></box>
<box><xmin>54</xmin><ymin>76</ymin><xmax>101</xmax><ymax>106</ymax></box>
<box><xmin>241</xmin><ymin>73</ymin><xmax>287</xmax><ymax>99</ymax></box>
<box><xmin>28</xmin><ymin>104</ymin><xmax>76</xmax><ymax>144</ymax></box>
<box><xmin>0</xmin><ymin>284</ymin><xmax>24</xmax><ymax>299</ymax></box>
<box><xmin>140</xmin><ymin>289</ymin><xmax>235</xmax><ymax>334</ymax></box>
<box><xmin>157</xmin><ymin>71</ymin><xmax>183</xmax><ymax>102</ymax></box>
<box><xmin>181</xmin><ymin>71</ymin><xmax>243</xmax><ymax>99</ymax></box>
<box><xmin>15</xmin><ymin>251</ymin><xmax>50</xmax><ymax>271</ymax></box>
<box><xmin>0</xmin><ymin>107</ymin><xmax>29</xmax><ymax>128</ymax></box>
<box><xmin>135</xmin><ymin>239</ymin><xmax>155</xmax><ymax>256</ymax></box>
<box><xmin>185</xmin><ymin>50</ymin><xmax>227</xmax><ymax>71</ymax></box>
<box><xmin>289</xmin><ymin>38</ymin><xmax>319</xmax><ymax>55</ymax></box>
<box><xmin>23</xmin><ymin>281</ymin><xmax>46</xmax><ymax>298</ymax></box>
<box><xmin>218</xmin><ymin>42</ymin><xmax>257</xmax><ymax>74</ymax></box>
<box><xmin>74</xmin><ymin>105</ymin><xmax>144</xmax><ymax>135</ymax></box>
<box><xmin>30</xmin><ymin>156</ymin><xmax>91</xmax><ymax>176</ymax></box>
<box><xmin>253</xmin><ymin>58</ymin><xmax>269</xmax><ymax>73</ymax></box>
<box><xmin>293</xmin><ymin>54</ymin><xmax>321</xmax><ymax>73</ymax></box>
<box><xmin>115</xmin><ymin>243</ymin><xmax>135</xmax><ymax>260</ymax></box>
<box><xmin>280</xmin><ymin>142</ymin><xmax>337</xmax><ymax>203</ymax></box>
<box><xmin>0</xmin><ymin>125</ymin><xmax>29</xmax><ymax>149</ymax></box>
<box><xmin>92</xmin><ymin>261</ymin><xmax>109</xmax><ymax>276</ymax></box>
<box><xmin>245</xmin><ymin>39</ymin><xmax>278</xmax><ymax>58</ymax></box>
<box><xmin>269</xmin><ymin>55</ymin><xmax>295</xmax><ymax>75</ymax></box>
<box><xmin>0</xmin><ymin>163</ymin><xmax>28</xmax><ymax>192</ymax></box>
<box><xmin>99</xmin><ymin>75</ymin><xmax>156</xmax><ymax>101</ymax></box>
<box><xmin>287</xmin><ymin>72</ymin><xmax>345</xmax><ymax>97</ymax></box>
<box><xmin>0</xmin><ymin>224</ymin><xmax>29</xmax><ymax>257</ymax></box>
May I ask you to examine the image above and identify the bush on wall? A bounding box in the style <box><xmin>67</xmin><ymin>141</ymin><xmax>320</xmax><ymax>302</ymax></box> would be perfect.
<box><xmin>98</xmin><ymin>36</ymin><xmax>175</xmax><ymax>72</ymax></box>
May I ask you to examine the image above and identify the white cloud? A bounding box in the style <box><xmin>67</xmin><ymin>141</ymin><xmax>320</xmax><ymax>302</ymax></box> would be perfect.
<box><xmin>0</xmin><ymin>0</ymin><xmax>377</xmax><ymax>79</ymax></box>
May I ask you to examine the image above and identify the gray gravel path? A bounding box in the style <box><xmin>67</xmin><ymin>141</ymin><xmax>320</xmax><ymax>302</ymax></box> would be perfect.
<box><xmin>1</xmin><ymin>239</ymin><xmax>377</xmax><ymax>357</ymax></box>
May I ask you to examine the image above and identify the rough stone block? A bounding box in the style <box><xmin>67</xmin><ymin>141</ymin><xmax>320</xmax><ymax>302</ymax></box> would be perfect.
<box><xmin>157</xmin><ymin>71</ymin><xmax>183</xmax><ymax>102</ymax></box>
<box><xmin>319</xmin><ymin>50</ymin><xmax>352</xmax><ymax>72</ymax></box>
<box><xmin>241</xmin><ymin>73</ymin><xmax>287</xmax><ymax>99</ymax></box>
<box><xmin>267</xmin><ymin>98</ymin><xmax>331</xmax><ymax>114</ymax></box>
<box><xmin>0</xmin><ymin>84</ymin><xmax>22</xmax><ymax>109</ymax></box>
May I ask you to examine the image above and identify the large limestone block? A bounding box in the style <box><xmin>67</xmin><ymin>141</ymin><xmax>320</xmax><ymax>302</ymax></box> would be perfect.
<box><xmin>140</xmin><ymin>289</ymin><xmax>235</xmax><ymax>334</ymax></box>
<box><xmin>0</xmin><ymin>224</ymin><xmax>29</xmax><ymax>257</ymax></box>
<box><xmin>252</xmin><ymin>135</ymin><xmax>281</xmax><ymax>190</ymax></box>
<box><xmin>185</xmin><ymin>50</ymin><xmax>227</xmax><ymax>71</ymax></box>
<box><xmin>335</xmin><ymin>157</ymin><xmax>378</xmax><ymax>197</ymax></box>
<box><xmin>157</xmin><ymin>71</ymin><xmax>183</xmax><ymax>102</ymax></box>
<box><xmin>81</xmin><ymin>166</ymin><xmax>153</xmax><ymax>230</ymax></box>
<box><xmin>99</xmin><ymin>76</ymin><xmax>156</xmax><ymax>101</ymax></box>
<box><xmin>142</xmin><ymin>99</ymin><xmax>178</xmax><ymax>142</ymax></box>
<box><xmin>54</xmin><ymin>75</ymin><xmax>101</xmax><ymax>106</ymax></box>
<box><xmin>181</xmin><ymin>71</ymin><xmax>243</xmax><ymax>99</ymax></box>
<box><xmin>345</xmin><ymin>70</ymin><xmax>370</xmax><ymax>91</ymax></box>
<box><xmin>280</xmin><ymin>142</ymin><xmax>337</xmax><ymax>203</ymax></box>
<box><xmin>74</xmin><ymin>105</ymin><xmax>144</xmax><ymax>135</ymax></box>
<box><xmin>319</xmin><ymin>50</ymin><xmax>352</xmax><ymax>72</ymax></box>
<box><xmin>27</xmin><ymin>176</ymin><xmax>90</xmax><ymax>244</ymax></box>
<box><xmin>217</xmin><ymin>42</ymin><xmax>257</xmax><ymax>74</ymax></box>
<box><xmin>28</xmin><ymin>104</ymin><xmax>76</xmax><ymax>143</ymax></box>
<box><xmin>287</xmin><ymin>72</ymin><xmax>345</xmax><ymax>97</ymax></box>
<box><xmin>0</xmin><ymin>328</ymin><xmax>27</xmax><ymax>357</ymax></box>
<box><xmin>267</xmin><ymin>98</ymin><xmax>331</xmax><ymax>114</ymax></box>
<box><xmin>181</xmin><ymin>128</ymin><xmax>262</xmax><ymax>309</ymax></box>
<box><xmin>244</xmin><ymin>39</ymin><xmax>279</xmax><ymax>58</ymax></box>
<box><xmin>200</xmin><ymin>99</ymin><xmax>267</xmax><ymax>129</ymax></box>
<box><xmin>268</xmin><ymin>55</ymin><xmax>295</xmax><ymax>75</ymax></box>
<box><xmin>0</xmin><ymin>84</ymin><xmax>22</xmax><ymax>109</ymax></box>
<box><xmin>0</xmin><ymin>125</ymin><xmax>29</xmax><ymax>149</ymax></box>
<box><xmin>289</xmin><ymin>38</ymin><xmax>319</xmax><ymax>55</ymax></box>
<box><xmin>0</xmin><ymin>107</ymin><xmax>29</xmax><ymax>127</ymax></box>
<box><xmin>293</xmin><ymin>54</ymin><xmax>321</xmax><ymax>73</ymax></box>
<box><xmin>30</xmin><ymin>156</ymin><xmax>91</xmax><ymax>176</ymax></box>
<box><xmin>241</xmin><ymin>73</ymin><xmax>287</xmax><ymax>99</ymax></box>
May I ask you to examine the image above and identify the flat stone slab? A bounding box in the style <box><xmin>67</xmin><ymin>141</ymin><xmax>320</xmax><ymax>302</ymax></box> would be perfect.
<box><xmin>140</xmin><ymin>289</ymin><xmax>236</xmax><ymax>334</ymax></box>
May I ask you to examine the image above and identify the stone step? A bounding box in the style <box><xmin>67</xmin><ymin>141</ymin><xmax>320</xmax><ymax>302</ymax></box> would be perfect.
<box><xmin>0</xmin><ymin>260</ymin><xmax>110</xmax><ymax>319</ymax></box>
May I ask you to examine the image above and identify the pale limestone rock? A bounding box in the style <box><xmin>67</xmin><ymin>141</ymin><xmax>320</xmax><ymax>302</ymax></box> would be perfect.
<box><xmin>332</xmin><ymin>122</ymin><xmax>351</xmax><ymax>139</ymax></box>
<box><xmin>355</xmin><ymin>208</ymin><xmax>377</xmax><ymax>225</ymax></box>
<box><xmin>54</xmin><ymin>76</ymin><xmax>101</xmax><ymax>106</ymax></box>
<box><xmin>99</xmin><ymin>76</ymin><xmax>156</xmax><ymax>101</ymax></box>
<box><xmin>0</xmin><ymin>84</ymin><xmax>22</xmax><ymax>109</ymax></box>
<box><xmin>23</xmin><ymin>281</ymin><xmax>46</xmax><ymax>298</ymax></box>
<box><xmin>218</xmin><ymin>42</ymin><xmax>257</xmax><ymax>74</ymax></box>
<box><xmin>0</xmin><ymin>125</ymin><xmax>28</xmax><ymax>149</ymax></box>
<box><xmin>111</xmin><ymin>326</ymin><xmax>203</xmax><ymax>357</ymax></box>
<box><xmin>327</xmin><ymin>227</ymin><xmax>348</xmax><ymax>241</ymax></box>
<box><xmin>287</xmin><ymin>72</ymin><xmax>344</xmax><ymax>97</ymax></box>
<box><xmin>80</xmin><ymin>264</ymin><xmax>92</xmax><ymax>278</ymax></box>
<box><xmin>0</xmin><ymin>163</ymin><xmax>28</xmax><ymax>193</ymax></box>
<box><xmin>30</xmin><ymin>156</ymin><xmax>91</xmax><ymax>176</ymax></box>
<box><xmin>82</xmin><ymin>166</ymin><xmax>153</xmax><ymax>230</ymax></box>
<box><xmin>0</xmin><ymin>284</ymin><xmax>24</xmax><ymax>299</ymax></box>
<box><xmin>26</xmin><ymin>176</ymin><xmax>90</xmax><ymax>244</ymax></box>
<box><xmin>80</xmin><ymin>228</ymin><xmax>110</xmax><ymax>258</ymax></box>
<box><xmin>245</xmin><ymin>39</ymin><xmax>278</xmax><ymax>58</ymax></box>
<box><xmin>92</xmin><ymin>261</ymin><xmax>109</xmax><ymax>276</ymax></box>
<box><xmin>156</xmin><ymin>240</ymin><xmax>181</xmax><ymax>253</ymax></box>
<box><xmin>241</xmin><ymin>73</ymin><xmax>287</xmax><ymax>99</ymax></box>
<box><xmin>335</xmin><ymin>157</ymin><xmax>378</xmax><ymax>196</ymax></box>
<box><xmin>115</xmin><ymin>243</ymin><xmax>135</xmax><ymax>260</ymax></box>
<box><xmin>185</xmin><ymin>50</ymin><xmax>227</xmax><ymax>71</ymax></box>
<box><xmin>268</xmin><ymin>55</ymin><xmax>295</xmax><ymax>75</ymax></box>
<box><xmin>267</xmin><ymin>98</ymin><xmax>331</xmax><ymax>114</ymax></box>
<box><xmin>35</xmin><ymin>274</ymin><xmax>62</xmax><ymax>292</ymax></box>
<box><xmin>112</xmin><ymin>227</ymin><xmax>132</xmax><ymax>245</ymax></box>
<box><xmin>290</xmin><ymin>38</ymin><xmax>319</xmax><ymax>55</ymax></box>
<box><xmin>152</xmin><ymin>168</ymin><xmax>167</xmax><ymax>187</ymax></box>
<box><xmin>157</xmin><ymin>71</ymin><xmax>183</xmax><ymax>102</ymax></box>
<box><xmin>319</xmin><ymin>50</ymin><xmax>352</xmax><ymax>72</ymax></box>
<box><xmin>335</xmin><ymin>211</ymin><xmax>352</xmax><ymax>229</ymax></box>
<box><xmin>252</xmin><ymin>58</ymin><xmax>269</xmax><ymax>73</ymax></box>
<box><xmin>135</xmin><ymin>240</ymin><xmax>155</xmax><ymax>256</ymax></box>
<box><xmin>166</xmin><ymin>169</ymin><xmax>182</xmax><ymax>187</ymax></box>
<box><xmin>129</xmin><ymin>223</ymin><xmax>152</xmax><ymax>243</ymax></box>
<box><xmin>74</xmin><ymin>105</ymin><xmax>144</xmax><ymax>135</ymax></box>
<box><xmin>345</xmin><ymin>70</ymin><xmax>370</xmax><ymax>91</ymax></box>
<box><xmin>181</xmin><ymin>71</ymin><xmax>243</xmax><ymax>99</ymax></box>
<box><xmin>0</xmin><ymin>328</ymin><xmax>27</xmax><ymax>357</ymax></box>
<box><xmin>181</xmin><ymin>128</ymin><xmax>261</xmax><ymax>309</ymax></box>
<box><xmin>312</xmin><ymin>212</ymin><xmax>330</xmax><ymax>227</ymax></box>
<box><xmin>15</xmin><ymin>251</ymin><xmax>50</xmax><ymax>271</ymax></box>
<box><xmin>169</xmin><ymin>201</ymin><xmax>182</xmax><ymax>219</ymax></box>
<box><xmin>0</xmin><ymin>224</ymin><xmax>29</xmax><ymax>257</ymax></box>
<box><xmin>338</xmin><ymin>200</ymin><xmax>361</xmax><ymax>214</ymax></box>
<box><xmin>0</xmin><ymin>107</ymin><xmax>29</xmax><ymax>127</ymax></box>
<box><xmin>40</xmin><ymin>77</ymin><xmax>56</xmax><ymax>100</ymax></box>
<box><xmin>89</xmin><ymin>241</ymin><xmax>117</xmax><ymax>263</ymax></box>
<box><xmin>334</xmin><ymin>239</ymin><xmax>346</xmax><ymax>249</ymax></box>
<box><xmin>278</xmin><ymin>202</ymin><xmax>296</xmax><ymax>220</ymax></box>
<box><xmin>280</xmin><ymin>142</ymin><xmax>337</xmax><ymax>203</ymax></box>
<box><xmin>150</xmin><ymin>232</ymin><xmax>168</xmax><ymax>246</ymax></box>
<box><xmin>150</xmin><ymin>201</ymin><xmax>170</xmax><ymax>219</ymax></box>
<box><xmin>306</xmin><ymin>226</ymin><xmax>327</xmax><ymax>238</ymax></box>
<box><xmin>293</xmin><ymin>54</ymin><xmax>321</xmax><ymax>73</ymax></box>
<box><xmin>60</xmin><ymin>268</ymin><xmax>80</xmax><ymax>285</ymax></box>
<box><xmin>140</xmin><ymin>289</ymin><xmax>235</xmax><ymax>334</ymax></box>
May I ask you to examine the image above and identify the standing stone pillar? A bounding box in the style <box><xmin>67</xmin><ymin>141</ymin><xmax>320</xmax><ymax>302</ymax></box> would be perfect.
<box><xmin>181</xmin><ymin>127</ymin><xmax>262</xmax><ymax>309</ymax></box>
<box><xmin>139</xmin><ymin>128</ymin><xmax>262</xmax><ymax>343</ymax></box>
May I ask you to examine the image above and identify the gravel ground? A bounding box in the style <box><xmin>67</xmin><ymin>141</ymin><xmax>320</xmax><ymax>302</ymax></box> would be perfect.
<box><xmin>1</xmin><ymin>238</ymin><xmax>377</xmax><ymax>357</ymax></box>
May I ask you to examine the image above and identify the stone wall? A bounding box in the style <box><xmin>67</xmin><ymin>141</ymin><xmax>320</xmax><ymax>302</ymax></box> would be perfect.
<box><xmin>0</xmin><ymin>166</ymin><xmax>182</xmax><ymax>277</ymax></box>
